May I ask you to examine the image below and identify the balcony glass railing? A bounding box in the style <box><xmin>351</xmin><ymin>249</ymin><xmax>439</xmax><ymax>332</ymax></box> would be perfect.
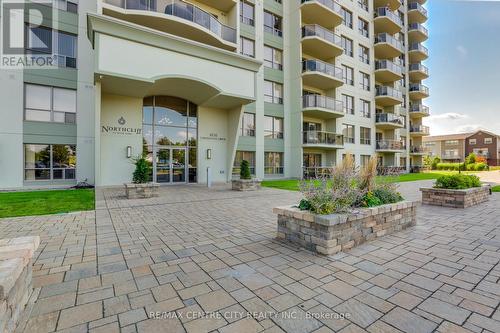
<box><xmin>303</xmin><ymin>167</ymin><xmax>333</xmax><ymax>179</ymax></box>
<box><xmin>302</xmin><ymin>60</ymin><xmax>343</xmax><ymax>80</ymax></box>
<box><xmin>301</xmin><ymin>25</ymin><xmax>342</xmax><ymax>48</ymax></box>
<box><xmin>410</xmin><ymin>146</ymin><xmax>426</xmax><ymax>153</ymax></box>
<box><xmin>409</xmin><ymin>63</ymin><xmax>429</xmax><ymax>75</ymax></box>
<box><xmin>103</xmin><ymin>0</ymin><xmax>237</xmax><ymax>44</ymax></box>
<box><xmin>374</xmin><ymin>33</ymin><xmax>404</xmax><ymax>52</ymax></box>
<box><xmin>376</xmin><ymin>86</ymin><xmax>403</xmax><ymax>99</ymax></box>
<box><xmin>409</xmin><ymin>83</ymin><xmax>429</xmax><ymax>95</ymax></box>
<box><xmin>301</xmin><ymin>0</ymin><xmax>342</xmax><ymax>16</ymax></box>
<box><xmin>410</xmin><ymin>125</ymin><xmax>430</xmax><ymax>134</ymax></box>
<box><xmin>375</xmin><ymin>60</ymin><xmax>403</xmax><ymax>75</ymax></box>
<box><xmin>374</xmin><ymin>7</ymin><xmax>403</xmax><ymax>27</ymax></box>
<box><xmin>408</xmin><ymin>2</ymin><xmax>428</xmax><ymax>17</ymax></box>
<box><xmin>409</xmin><ymin>104</ymin><xmax>430</xmax><ymax>115</ymax></box>
<box><xmin>303</xmin><ymin>131</ymin><xmax>344</xmax><ymax>146</ymax></box>
<box><xmin>376</xmin><ymin>113</ymin><xmax>405</xmax><ymax>126</ymax></box>
<box><xmin>302</xmin><ymin>95</ymin><xmax>343</xmax><ymax>112</ymax></box>
<box><xmin>409</xmin><ymin>43</ymin><xmax>429</xmax><ymax>55</ymax></box>
<box><xmin>408</xmin><ymin>23</ymin><xmax>428</xmax><ymax>36</ymax></box>
<box><xmin>376</xmin><ymin>139</ymin><xmax>406</xmax><ymax>150</ymax></box>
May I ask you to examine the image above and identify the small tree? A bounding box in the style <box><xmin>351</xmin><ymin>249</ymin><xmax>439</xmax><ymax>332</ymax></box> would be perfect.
<box><xmin>132</xmin><ymin>156</ymin><xmax>151</xmax><ymax>184</ymax></box>
<box><xmin>465</xmin><ymin>153</ymin><xmax>476</xmax><ymax>165</ymax></box>
<box><xmin>240</xmin><ymin>160</ymin><xmax>252</xmax><ymax>180</ymax></box>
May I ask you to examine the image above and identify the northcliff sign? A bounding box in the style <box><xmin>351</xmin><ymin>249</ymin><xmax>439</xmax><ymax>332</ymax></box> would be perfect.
<box><xmin>101</xmin><ymin>117</ymin><xmax>142</xmax><ymax>135</ymax></box>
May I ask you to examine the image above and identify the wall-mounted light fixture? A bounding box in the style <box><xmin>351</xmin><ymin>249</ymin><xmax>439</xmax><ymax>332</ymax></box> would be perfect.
<box><xmin>126</xmin><ymin>146</ymin><xmax>132</xmax><ymax>158</ymax></box>
<box><xmin>206</xmin><ymin>149</ymin><xmax>212</xmax><ymax>160</ymax></box>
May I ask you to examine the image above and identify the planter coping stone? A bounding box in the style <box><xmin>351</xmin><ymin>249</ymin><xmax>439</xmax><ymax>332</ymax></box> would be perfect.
<box><xmin>124</xmin><ymin>183</ymin><xmax>160</xmax><ymax>188</ymax></box>
<box><xmin>420</xmin><ymin>184</ymin><xmax>491</xmax><ymax>195</ymax></box>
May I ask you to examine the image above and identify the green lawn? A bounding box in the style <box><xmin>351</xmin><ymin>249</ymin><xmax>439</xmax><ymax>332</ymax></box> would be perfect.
<box><xmin>492</xmin><ymin>186</ymin><xmax>500</xmax><ymax>193</ymax></box>
<box><xmin>0</xmin><ymin>189</ymin><xmax>95</xmax><ymax>218</ymax></box>
<box><xmin>262</xmin><ymin>171</ymin><xmax>479</xmax><ymax>192</ymax></box>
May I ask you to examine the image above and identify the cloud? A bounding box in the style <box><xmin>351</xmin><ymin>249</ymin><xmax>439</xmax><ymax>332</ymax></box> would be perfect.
<box><xmin>456</xmin><ymin>45</ymin><xmax>468</xmax><ymax>58</ymax></box>
<box><xmin>455</xmin><ymin>124</ymin><xmax>483</xmax><ymax>133</ymax></box>
<box><xmin>428</xmin><ymin>113</ymin><xmax>468</xmax><ymax>120</ymax></box>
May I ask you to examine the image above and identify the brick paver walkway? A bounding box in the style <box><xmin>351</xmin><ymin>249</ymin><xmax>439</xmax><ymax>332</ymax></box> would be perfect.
<box><xmin>1</xmin><ymin>185</ymin><xmax>499</xmax><ymax>333</ymax></box>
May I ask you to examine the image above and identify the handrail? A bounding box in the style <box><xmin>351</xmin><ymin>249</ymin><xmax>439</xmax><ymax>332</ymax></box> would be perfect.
<box><xmin>302</xmin><ymin>60</ymin><xmax>343</xmax><ymax>80</ymax></box>
<box><xmin>303</xmin><ymin>131</ymin><xmax>344</xmax><ymax>145</ymax></box>
<box><xmin>374</xmin><ymin>7</ymin><xmax>403</xmax><ymax>27</ymax></box>
<box><xmin>302</xmin><ymin>95</ymin><xmax>343</xmax><ymax>112</ymax></box>
<box><xmin>376</xmin><ymin>113</ymin><xmax>405</xmax><ymax>125</ymax></box>
<box><xmin>302</xmin><ymin>24</ymin><xmax>342</xmax><ymax>49</ymax></box>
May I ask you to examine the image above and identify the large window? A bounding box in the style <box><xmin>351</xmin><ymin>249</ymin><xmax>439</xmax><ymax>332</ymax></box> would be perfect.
<box><xmin>341</xmin><ymin>7</ymin><xmax>353</xmax><ymax>28</ymax></box>
<box><xmin>342</xmin><ymin>65</ymin><xmax>354</xmax><ymax>85</ymax></box>
<box><xmin>360</xmin><ymin>72</ymin><xmax>370</xmax><ymax>91</ymax></box>
<box><xmin>264</xmin><ymin>45</ymin><xmax>283</xmax><ymax>70</ymax></box>
<box><xmin>359</xmin><ymin>44</ymin><xmax>370</xmax><ymax>64</ymax></box>
<box><xmin>240</xmin><ymin>1</ymin><xmax>254</xmax><ymax>26</ymax></box>
<box><xmin>360</xmin><ymin>99</ymin><xmax>371</xmax><ymax>118</ymax></box>
<box><xmin>358</xmin><ymin>18</ymin><xmax>369</xmax><ymax>37</ymax></box>
<box><xmin>24</xmin><ymin>144</ymin><xmax>76</xmax><ymax>181</ymax></box>
<box><xmin>240</xmin><ymin>112</ymin><xmax>255</xmax><ymax>137</ymax></box>
<box><xmin>25</xmin><ymin>84</ymin><xmax>76</xmax><ymax>123</ymax></box>
<box><xmin>26</xmin><ymin>26</ymin><xmax>77</xmax><ymax>68</ymax></box>
<box><xmin>264</xmin><ymin>116</ymin><xmax>284</xmax><ymax>139</ymax></box>
<box><xmin>360</xmin><ymin>127</ymin><xmax>371</xmax><ymax>145</ymax></box>
<box><xmin>240</xmin><ymin>37</ymin><xmax>255</xmax><ymax>57</ymax></box>
<box><xmin>233</xmin><ymin>151</ymin><xmax>255</xmax><ymax>175</ymax></box>
<box><xmin>265</xmin><ymin>152</ymin><xmax>284</xmax><ymax>175</ymax></box>
<box><xmin>341</xmin><ymin>36</ymin><xmax>353</xmax><ymax>57</ymax></box>
<box><xmin>264</xmin><ymin>11</ymin><xmax>282</xmax><ymax>37</ymax></box>
<box><xmin>264</xmin><ymin>81</ymin><xmax>283</xmax><ymax>104</ymax></box>
<box><xmin>342</xmin><ymin>94</ymin><xmax>354</xmax><ymax>115</ymax></box>
<box><xmin>343</xmin><ymin>124</ymin><xmax>355</xmax><ymax>144</ymax></box>
<box><xmin>360</xmin><ymin>155</ymin><xmax>371</xmax><ymax>167</ymax></box>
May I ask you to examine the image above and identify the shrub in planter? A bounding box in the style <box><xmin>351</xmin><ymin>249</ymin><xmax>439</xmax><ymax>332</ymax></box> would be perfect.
<box><xmin>434</xmin><ymin>174</ymin><xmax>481</xmax><ymax>190</ymax></box>
<box><xmin>124</xmin><ymin>156</ymin><xmax>157</xmax><ymax>199</ymax></box>
<box><xmin>232</xmin><ymin>160</ymin><xmax>261</xmax><ymax>191</ymax></box>
<box><xmin>133</xmin><ymin>156</ymin><xmax>151</xmax><ymax>184</ymax></box>
<box><xmin>240</xmin><ymin>160</ymin><xmax>252</xmax><ymax>180</ymax></box>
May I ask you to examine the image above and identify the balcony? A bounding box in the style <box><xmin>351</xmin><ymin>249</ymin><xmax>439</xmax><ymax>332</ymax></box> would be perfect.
<box><xmin>410</xmin><ymin>146</ymin><xmax>426</xmax><ymax>155</ymax></box>
<box><xmin>409</xmin><ymin>63</ymin><xmax>429</xmax><ymax>81</ymax></box>
<box><xmin>375</xmin><ymin>60</ymin><xmax>403</xmax><ymax>83</ymax></box>
<box><xmin>375</xmin><ymin>86</ymin><xmax>403</xmax><ymax>106</ymax></box>
<box><xmin>376</xmin><ymin>139</ymin><xmax>406</xmax><ymax>152</ymax></box>
<box><xmin>374</xmin><ymin>7</ymin><xmax>403</xmax><ymax>35</ymax></box>
<box><xmin>374</xmin><ymin>0</ymin><xmax>401</xmax><ymax>11</ymax></box>
<box><xmin>408</xmin><ymin>2</ymin><xmax>428</xmax><ymax>24</ymax></box>
<box><xmin>409</xmin><ymin>104</ymin><xmax>430</xmax><ymax>117</ymax></box>
<box><xmin>102</xmin><ymin>0</ymin><xmax>237</xmax><ymax>51</ymax></box>
<box><xmin>409</xmin><ymin>83</ymin><xmax>429</xmax><ymax>99</ymax></box>
<box><xmin>408</xmin><ymin>43</ymin><xmax>429</xmax><ymax>62</ymax></box>
<box><xmin>303</xmin><ymin>131</ymin><xmax>344</xmax><ymax>149</ymax></box>
<box><xmin>410</xmin><ymin>125</ymin><xmax>430</xmax><ymax>136</ymax></box>
<box><xmin>376</xmin><ymin>113</ymin><xmax>405</xmax><ymax>129</ymax></box>
<box><xmin>194</xmin><ymin>0</ymin><xmax>236</xmax><ymax>12</ymax></box>
<box><xmin>300</xmin><ymin>0</ymin><xmax>343</xmax><ymax>29</ymax></box>
<box><xmin>301</xmin><ymin>25</ymin><xmax>343</xmax><ymax>60</ymax></box>
<box><xmin>408</xmin><ymin>23</ymin><xmax>428</xmax><ymax>43</ymax></box>
<box><xmin>302</xmin><ymin>95</ymin><xmax>344</xmax><ymax>119</ymax></box>
<box><xmin>374</xmin><ymin>33</ymin><xmax>404</xmax><ymax>59</ymax></box>
<box><xmin>303</xmin><ymin>167</ymin><xmax>333</xmax><ymax>179</ymax></box>
<box><xmin>302</xmin><ymin>60</ymin><xmax>343</xmax><ymax>90</ymax></box>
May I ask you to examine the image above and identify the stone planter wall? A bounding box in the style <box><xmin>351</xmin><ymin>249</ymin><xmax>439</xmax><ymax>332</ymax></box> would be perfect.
<box><xmin>274</xmin><ymin>202</ymin><xmax>417</xmax><ymax>255</ymax></box>
<box><xmin>420</xmin><ymin>185</ymin><xmax>491</xmax><ymax>208</ymax></box>
<box><xmin>232</xmin><ymin>179</ymin><xmax>261</xmax><ymax>191</ymax></box>
<box><xmin>0</xmin><ymin>236</ymin><xmax>40</xmax><ymax>333</ymax></box>
<box><xmin>124</xmin><ymin>183</ymin><xmax>159</xmax><ymax>199</ymax></box>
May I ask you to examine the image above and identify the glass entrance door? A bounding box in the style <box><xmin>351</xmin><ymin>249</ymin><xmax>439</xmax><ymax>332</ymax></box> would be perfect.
<box><xmin>155</xmin><ymin>148</ymin><xmax>187</xmax><ymax>184</ymax></box>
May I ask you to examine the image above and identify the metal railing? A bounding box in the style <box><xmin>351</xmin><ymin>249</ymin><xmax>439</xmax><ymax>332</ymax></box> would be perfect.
<box><xmin>376</xmin><ymin>139</ymin><xmax>406</xmax><ymax>151</ymax></box>
<box><xmin>409</xmin><ymin>83</ymin><xmax>430</xmax><ymax>95</ymax></box>
<box><xmin>410</xmin><ymin>146</ymin><xmax>425</xmax><ymax>153</ymax></box>
<box><xmin>376</xmin><ymin>113</ymin><xmax>405</xmax><ymax>126</ymax></box>
<box><xmin>409</xmin><ymin>43</ymin><xmax>429</xmax><ymax>55</ymax></box>
<box><xmin>302</xmin><ymin>60</ymin><xmax>343</xmax><ymax>80</ymax></box>
<box><xmin>375</xmin><ymin>60</ymin><xmax>403</xmax><ymax>75</ymax></box>
<box><xmin>376</xmin><ymin>86</ymin><xmax>403</xmax><ymax>99</ymax></box>
<box><xmin>303</xmin><ymin>131</ymin><xmax>344</xmax><ymax>146</ymax></box>
<box><xmin>301</xmin><ymin>25</ymin><xmax>342</xmax><ymax>49</ymax></box>
<box><xmin>302</xmin><ymin>95</ymin><xmax>343</xmax><ymax>113</ymax></box>
<box><xmin>375</xmin><ymin>33</ymin><xmax>404</xmax><ymax>52</ymax></box>
<box><xmin>301</xmin><ymin>0</ymin><xmax>342</xmax><ymax>15</ymax></box>
<box><xmin>377</xmin><ymin>166</ymin><xmax>407</xmax><ymax>175</ymax></box>
<box><xmin>303</xmin><ymin>167</ymin><xmax>333</xmax><ymax>179</ymax></box>
<box><xmin>374</xmin><ymin>7</ymin><xmax>403</xmax><ymax>27</ymax></box>
<box><xmin>104</xmin><ymin>0</ymin><xmax>237</xmax><ymax>44</ymax></box>
<box><xmin>408</xmin><ymin>23</ymin><xmax>429</xmax><ymax>36</ymax></box>
<box><xmin>409</xmin><ymin>104</ymin><xmax>430</xmax><ymax>115</ymax></box>
<box><xmin>409</xmin><ymin>63</ymin><xmax>429</xmax><ymax>75</ymax></box>
<box><xmin>408</xmin><ymin>2</ymin><xmax>428</xmax><ymax>17</ymax></box>
<box><xmin>410</xmin><ymin>125</ymin><xmax>430</xmax><ymax>134</ymax></box>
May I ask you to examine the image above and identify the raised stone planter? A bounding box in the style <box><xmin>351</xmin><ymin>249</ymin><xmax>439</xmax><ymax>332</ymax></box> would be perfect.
<box><xmin>124</xmin><ymin>183</ymin><xmax>159</xmax><ymax>199</ymax></box>
<box><xmin>0</xmin><ymin>236</ymin><xmax>40</xmax><ymax>333</ymax></box>
<box><xmin>420</xmin><ymin>185</ymin><xmax>491</xmax><ymax>208</ymax></box>
<box><xmin>232</xmin><ymin>179</ymin><xmax>261</xmax><ymax>191</ymax></box>
<box><xmin>274</xmin><ymin>202</ymin><xmax>417</xmax><ymax>255</ymax></box>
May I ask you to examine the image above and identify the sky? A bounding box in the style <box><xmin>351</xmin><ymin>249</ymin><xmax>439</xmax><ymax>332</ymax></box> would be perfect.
<box><xmin>423</xmin><ymin>0</ymin><xmax>500</xmax><ymax>135</ymax></box>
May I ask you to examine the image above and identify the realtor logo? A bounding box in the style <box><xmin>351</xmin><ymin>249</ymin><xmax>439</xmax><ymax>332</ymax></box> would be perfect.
<box><xmin>1</xmin><ymin>0</ymin><xmax>58</xmax><ymax>69</ymax></box>
<box><xmin>118</xmin><ymin>117</ymin><xmax>126</xmax><ymax>125</ymax></box>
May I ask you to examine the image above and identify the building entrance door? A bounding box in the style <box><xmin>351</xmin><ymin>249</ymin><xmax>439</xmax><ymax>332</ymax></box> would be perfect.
<box><xmin>155</xmin><ymin>148</ymin><xmax>187</xmax><ymax>184</ymax></box>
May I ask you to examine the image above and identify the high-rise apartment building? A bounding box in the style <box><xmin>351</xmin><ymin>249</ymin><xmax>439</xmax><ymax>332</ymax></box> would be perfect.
<box><xmin>0</xmin><ymin>0</ymin><xmax>429</xmax><ymax>189</ymax></box>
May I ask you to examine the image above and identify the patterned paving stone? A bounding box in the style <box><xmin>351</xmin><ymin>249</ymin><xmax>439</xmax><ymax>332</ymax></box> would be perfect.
<box><xmin>382</xmin><ymin>307</ymin><xmax>438</xmax><ymax>333</ymax></box>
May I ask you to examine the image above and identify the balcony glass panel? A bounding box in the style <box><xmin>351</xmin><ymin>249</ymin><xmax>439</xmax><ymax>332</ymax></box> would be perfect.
<box><xmin>375</xmin><ymin>60</ymin><xmax>402</xmax><ymax>75</ymax></box>
<box><xmin>376</xmin><ymin>113</ymin><xmax>404</xmax><ymax>126</ymax></box>
<box><xmin>376</xmin><ymin>86</ymin><xmax>403</xmax><ymax>99</ymax></box>
<box><xmin>301</xmin><ymin>0</ymin><xmax>342</xmax><ymax>15</ymax></box>
<box><xmin>302</xmin><ymin>60</ymin><xmax>343</xmax><ymax>80</ymax></box>
<box><xmin>302</xmin><ymin>24</ymin><xmax>342</xmax><ymax>48</ymax></box>
<box><xmin>302</xmin><ymin>95</ymin><xmax>343</xmax><ymax>112</ymax></box>
<box><xmin>374</xmin><ymin>7</ymin><xmax>402</xmax><ymax>26</ymax></box>
<box><xmin>303</xmin><ymin>131</ymin><xmax>344</xmax><ymax>145</ymax></box>
<box><xmin>374</xmin><ymin>33</ymin><xmax>404</xmax><ymax>52</ymax></box>
<box><xmin>409</xmin><ymin>83</ymin><xmax>429</xmax><ymax>95</ymax></box>
<box><xmin>376</xmin><ymin>139</ymin><xmax>406</xmax><ymax>150</ymax></box>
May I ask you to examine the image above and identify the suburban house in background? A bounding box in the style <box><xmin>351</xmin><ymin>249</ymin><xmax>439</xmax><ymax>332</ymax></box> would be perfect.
<box><xmin>424</xmin><ymin>130</ymin><xmax>500</xmax><ymax>166</ymax></box>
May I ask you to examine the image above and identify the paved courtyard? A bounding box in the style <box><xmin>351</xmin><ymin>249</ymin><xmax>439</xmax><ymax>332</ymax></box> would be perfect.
<box><xmin>1</xmin><ymin>184</ymin><xmax>500</xmax><ymax>333</ymax></box>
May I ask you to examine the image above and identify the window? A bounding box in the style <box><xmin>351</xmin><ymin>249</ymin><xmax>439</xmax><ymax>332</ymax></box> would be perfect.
<box><xmin>342</xmin><ymin>94</ymin><xmax>354</xmax><ymax>115</ymax></box>
<box><xmin>468</xmin><ymin>139</ymin><xmax>476</xmax><ymax>145</ymax></box>
<box><xmin>55</xmin><ymin>0</ymin><xmax>78</xmax><ymax>13</ymax></box>
<box><xmin>358</xmin><ymin>18</ymin><xmax>369</xmax><ymax>37</ymax></box>
<box><xmin>360</xmin><ymin>99</ymin><xmax>370</xmax><ymax>118</ymax></box>
<box><xmin>264</xmin><ymin>81</ymin><xmax>283</xmax><ymax>104</ymax></box>
<box><xmin>342</xmin><ymin>65</ymin><xmax>354</xmax><ymax>85</ymax></box>
<box><xmin>401</xmin><ymin>115</ymin><xmax>406</xmax><ymax>128</ymax></box>
<box><xmin>485</xmin><ymin>137</ymin><xmax>493</xmax><ymax>144</ymax></box>
<box><xmin>360</xmin><ymin>155</ymin><xmax>371</xmax><ymax>167</ymax></box>
<box><xmin>445</xmin><ymin>149</ymin><xmax>459</xmax><ymax>157</ymax></box>
<box><xmin>343</xmin><ymin>124</ymin><xmax>355</xmax><ymax>144</ymax></box>
<box><xmin>264</xmin><ymin>45</ymin><xmax>283</xmax><ymax>70</ymax></box>
<box><xmin>264</xmin><ymin>11</ymin><xmax>282</xmax><ymax>37</ymax></box>
<box><xmin>233</xmin><ymin>151</ymin><xmax>255</xmax><ymax>175</ymax></box>
<box><xmin>24</xmin><ymin>144</ymin><xmax>76</xmax><ymax>181</ymax></box>
<box><xmin>358</xmin><ymin>0</ymin><xmax>369</xmax><ymax>11</ymax></box>
<box><xmin>359</xmin><ymin>44</ymin><xmax>369</xmax><ymax>64</ymax></box>
<box><xmin>240</xmin><ymin>37</ymin><xmax>255</xmax><ymax>57</ymax></box>
<box><xmin>25</xmin><ymin>26</ymin><xmax>77</xmax><ymax>68</ymax></box>
<box><xmin>240</xmin><ymin>113</ymin><xmax>255</xmax><ymax>136</ymax></box>
<box><xmin>341</xmin><ymin>36</ymin><xmax>353</xmax><ymax>57</ymax></box>
<box><xmin>240</xmin><ymin>1</ymin><xmax>254</xmax><ymax>26</ymax></box>
<box><xmin>341</xmin><ymin>7</ymin><xmax>353</xmax><ymax>28</ymax></box>
<box><xmin>360</xmin><ymin>72</ymin><xmax>370</xmax><ymax>91</ymax></box>
<box><xmin>446</xmin><ymin>140</ymin><xmax>459</xmax><ymax>145</ymax></box>
<box><xmin>264</xmin><ymin>116</ymin><xmax>284</xmax><ymax>139</ymax></box>
<box><xmin>360</xmin><ymin>127</ymin><xmax>371</xmax><ymax>145</ymax></box>
<box><xmin>25</xmin><ymin>84</ymin><xmax>76</xmax><ymax>123</ymax></box>
<box><xmin>265</xmin><ymin>152</ymin><xmax>284</xmax><ymax>175</ymax></box>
